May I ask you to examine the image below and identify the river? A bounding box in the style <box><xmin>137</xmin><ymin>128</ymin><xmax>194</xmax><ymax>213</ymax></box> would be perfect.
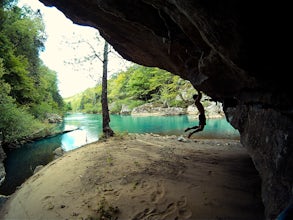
<box><xmin>0</xmin><ymin>113</ymin><xmax>239</xmax><ymax>195</ymax></box>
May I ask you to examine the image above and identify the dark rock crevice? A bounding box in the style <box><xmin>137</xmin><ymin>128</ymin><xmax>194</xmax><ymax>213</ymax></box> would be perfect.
<box><xmin>38</xmin><ymin>0</ymin><xmax>292</xmax><ymax>218</ymax></box>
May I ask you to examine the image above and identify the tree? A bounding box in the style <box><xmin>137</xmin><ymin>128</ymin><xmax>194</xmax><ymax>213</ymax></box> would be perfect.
<box><xmin>64</xmin><ymin>31</ymin><xmax>114</xmax><ymax>137</ymax></box>
<box><xmin>101</xmin><ymin>41</ymin><xmax>114</xmax><ymax>137</ymax></box>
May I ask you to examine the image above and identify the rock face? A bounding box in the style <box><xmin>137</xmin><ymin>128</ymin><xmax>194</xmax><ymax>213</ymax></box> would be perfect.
<box><xmin>131</xmin><ymin>103</ymin><xmax>186</xmax><ymax>116</ymax></box>
<box><xmin>46</xmin><ymin>113</ymin><xmax>62</xmax><ymax>123</ymax></box>
<box><xmin>187</xmin><ymin>101</ymin><xmax>224</xmax><ymax>118</ymax></box>
<box><xmin>39</xmin><ymin>0</ymin><xmax>292</xmax><ymax>218</ymax></box>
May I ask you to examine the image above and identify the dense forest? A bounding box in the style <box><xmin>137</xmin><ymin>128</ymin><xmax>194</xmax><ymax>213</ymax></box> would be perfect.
<box><xmin>0</xmin><ymin>1</ymin><xmax>65</xmax><ymax>144</ymax></box>
<box><xmin>65</xmin><ymin>64</ymin><xmax>197</xmax><ymax>114</ymax></box>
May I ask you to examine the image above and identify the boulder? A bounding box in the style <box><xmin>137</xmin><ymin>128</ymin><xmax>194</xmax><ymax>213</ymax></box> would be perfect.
<box><xmin>120</xmin><ymin>104</ymin><xmax>131</xmax><ymax>115</ymax></box>
<box><xmin>33</xmin><ymin>165</ymin><xmax>44</xmax><ymax>174</ymax></box>
<box><xmin>46</xmin><ymin>113</ymin><xmax>62</xmax><ymax>123</ymax></box>
<box><xmin>53</xmin><ymin>147</ymin><xmax>64</xmax><ymax>159</ymax></box>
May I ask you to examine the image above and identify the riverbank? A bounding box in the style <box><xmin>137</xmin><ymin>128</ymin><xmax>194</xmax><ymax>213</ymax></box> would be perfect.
<box><xmin>0</xmin><ymin>134</ymin><xmax>264</xmax><ymax>219</ymax></box>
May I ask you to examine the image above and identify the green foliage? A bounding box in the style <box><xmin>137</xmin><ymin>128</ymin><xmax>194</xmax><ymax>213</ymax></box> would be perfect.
<box><xmin>0</xmin><ymin>4</ymin><xmax>65</xmax><ymax>144</ymax></box>
<box><xmin>4</xmin><ymin>6</ymin><xmax>46</xmax><ymax>69</ymax></box>
<box><xmin>0</xmin><ymin>4</ymin><xmax>47</xmax><ymax>104</ymax></box>
<box><xmin>108</xmin><ymin>71</ymin><xmax>128</xmax><ymax>100</ymax></box>
<box><xmin>29</xmin><ymin>64</ymin><xmax>65</xmax><ymax>119</ymax></box>
<box><xmin>126</xmin><ymin>65</ymin><xmax>154</xmax><ymax>100</ymax></box>
<box><xmin>0</xmin><ymin>101</ymin><xmax>44</xmax><ymax>143</ymax></box>
<box><xmin>66</xmin><ymin>64</ymin><xmax>196</xmax><ymax>114</ymax></box>
<box><xmin>65</xmin><ymin>101</ymin><xmax>72</xmax><ymax>112</ymax></box>
<box><xmin>0</xmin><ymin>59</ymin><xmax>43</xmax><ymax>143</ymax></box>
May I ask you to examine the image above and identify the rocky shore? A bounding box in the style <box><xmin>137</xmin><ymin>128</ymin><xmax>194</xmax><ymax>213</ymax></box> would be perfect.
<box><xmin>129</xmin><ymin>101</ymin><xmax>224</xmax><ymax>118</ymax></box>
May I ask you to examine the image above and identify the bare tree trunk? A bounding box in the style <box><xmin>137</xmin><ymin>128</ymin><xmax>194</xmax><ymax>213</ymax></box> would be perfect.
<box><xmin>101</xmin><ymin>41</ymin><xmax>114</xmax><ymax>137</ymax></box>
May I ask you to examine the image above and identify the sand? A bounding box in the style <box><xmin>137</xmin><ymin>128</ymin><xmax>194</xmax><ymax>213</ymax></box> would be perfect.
<box><xmin>0</xmin><ymin>134</ymin><xmax>264</xmax><ymax>220</ymax></box>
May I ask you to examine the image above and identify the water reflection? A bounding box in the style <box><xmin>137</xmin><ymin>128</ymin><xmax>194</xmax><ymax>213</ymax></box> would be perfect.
<box><xmin>0</xmin><ymin>135</ymin><xmax>63</xmax><ymax>195</ymax></box>
<box><xmin>61</xmin><ymin>129</ymin><xmax>88</xmax><ymax>151</ymax></box>
<box><xmin>60</xmin><ymin>113</ymin><xmax>101</xmax><ymax>145</ymax></box>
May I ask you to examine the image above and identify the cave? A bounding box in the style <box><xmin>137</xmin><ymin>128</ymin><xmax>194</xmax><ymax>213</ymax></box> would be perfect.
<box><xmin>39</xmin><ymin>0</ymin><xmax>292</xmax><ymax>219</ymax></box>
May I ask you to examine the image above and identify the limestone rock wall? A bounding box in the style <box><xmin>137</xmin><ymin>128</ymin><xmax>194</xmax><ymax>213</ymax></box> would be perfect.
<box><xmin>225</xmin><ymin>103</ymin><xmax>293</xmax><ymax>219</ymax></box>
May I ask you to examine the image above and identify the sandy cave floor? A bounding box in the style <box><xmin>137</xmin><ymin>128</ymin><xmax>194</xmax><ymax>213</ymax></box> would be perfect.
<box><xmin>0</xmin><ymin>133</ymin><xmax>264</xmax><ymax>220</ymax></box>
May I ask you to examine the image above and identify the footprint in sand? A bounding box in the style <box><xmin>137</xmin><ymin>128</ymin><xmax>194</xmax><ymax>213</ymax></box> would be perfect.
<box><xmin>42</xmin><ymin>195</ymin><xmax>55</xmax><ymax>210</ymax></box>
<box><xmin>161</xmin><ymin>196</ymin><xmax>192</xmax><ymax>219</ymax></box>
<box><xmin>133</xmin><ymin>196</ymin><xmax>192</xmax><ymax>219</ymax></box>
<box><xmin>132</xmin><ymin>208</ymin><xmax>157</xmax><ymax>219</ymax></box>
<box><xmin>42</xmin><ymin>195</ymin><xmax>54</xmax><ymax>201</ymax></box>
<box><xmin>177</xmin><ymin>196</ymin><xmax>192</xmax><ymax>218</ymax></box>
<box><xmin>150</xmin><ymin>181</ymin><xmax>165</xmax><ymax>203</ymax></box>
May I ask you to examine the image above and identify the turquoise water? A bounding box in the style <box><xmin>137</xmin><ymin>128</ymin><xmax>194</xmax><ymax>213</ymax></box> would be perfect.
<box><xmin>0</xmin><ymin>113</ymin><xmax>239</xmax><ymax>195</ymax></box>
<box><xmin>111</xmin><ymin>114</ymin><xmax>239</xmax><ymax>138</ymax></box>
<box><xmin>60</xmin><ymin>113</ymin><xmax>239</xmax><ymax>151</ymax></box>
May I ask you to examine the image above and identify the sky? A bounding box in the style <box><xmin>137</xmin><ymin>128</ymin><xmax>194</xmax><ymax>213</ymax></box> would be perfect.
<box><xmin>18</xmin><ymin>0</ymin><xmax>132</xmax><ymax>98</ymax></box>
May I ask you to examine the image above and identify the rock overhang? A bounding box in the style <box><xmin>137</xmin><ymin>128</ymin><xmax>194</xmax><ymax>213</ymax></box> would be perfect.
<box><xmin>38</xmin><ymin>1</ymin><xmax>293</xmax><ymax>218</ymax></box>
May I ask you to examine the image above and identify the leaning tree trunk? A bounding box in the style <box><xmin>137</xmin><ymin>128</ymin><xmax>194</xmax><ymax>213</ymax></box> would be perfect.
<box><xmin>101</xmin><ymin>41</ymin><xmax>114</xmax><ymax>137</ymax></box>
